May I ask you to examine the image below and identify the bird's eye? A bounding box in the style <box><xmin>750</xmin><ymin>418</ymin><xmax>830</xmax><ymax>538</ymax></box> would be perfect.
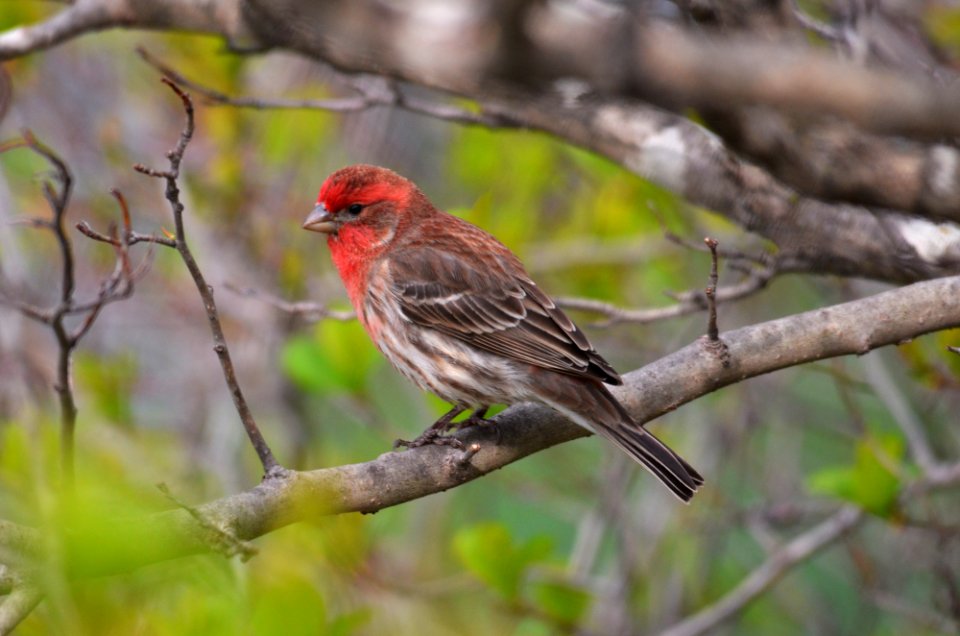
<box><xmin>347</xmin><ymin>203</ymin><xmax>363</xmax><ymax>216</ymax></box>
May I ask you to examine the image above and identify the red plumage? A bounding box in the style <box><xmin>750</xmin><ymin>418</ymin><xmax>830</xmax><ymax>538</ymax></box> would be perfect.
<box><xmin>303</xmin><ymin>165</ymin><xmax>703</xmax><ymax>501</ymax></box>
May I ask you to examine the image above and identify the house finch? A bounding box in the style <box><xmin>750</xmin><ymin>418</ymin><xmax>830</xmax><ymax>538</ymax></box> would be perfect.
<box><xmin>303</xmin><ymin>165</ymin><xmax>703</xmax><ymax>501</ymax></box>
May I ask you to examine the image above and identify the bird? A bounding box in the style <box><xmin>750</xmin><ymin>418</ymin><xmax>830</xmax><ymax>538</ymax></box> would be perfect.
<box><xmin>302</xmin><ymin>165</ymin><xmax>703</xmax><ymax>501</ymax></box>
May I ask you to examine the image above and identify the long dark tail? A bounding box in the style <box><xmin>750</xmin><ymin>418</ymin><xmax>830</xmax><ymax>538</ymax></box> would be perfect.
<box><xmin>536</xmin><ymin>376</ymin><xmax>704</xmax><ymax>502</ymax></box>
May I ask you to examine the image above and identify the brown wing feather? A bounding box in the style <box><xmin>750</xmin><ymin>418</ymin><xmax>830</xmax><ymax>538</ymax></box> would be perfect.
<box><xmin>387</xmin><ymin>237</ymin><xmax>621</xmax><ymax>385</ymax></box>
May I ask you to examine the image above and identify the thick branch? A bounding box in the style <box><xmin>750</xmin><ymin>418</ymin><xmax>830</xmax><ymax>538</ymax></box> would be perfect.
<box><xmin>129</xmin><ymin>53</ymin><xmax>960</xmax><ymax>284</ymax></box>
<box><xmin>704</xmin><ymin>109</ymin><xmax>960</xmax><ymax>223</ymax></box>
<box><xmin>0</xmin><ymin>274</ymin><xmax>957</xmax><ymax>578</ymax></box>
<box><xmin>0</xmin><ymin>584</ymin><xmax>41</xmax><ymax>635</ymax></box>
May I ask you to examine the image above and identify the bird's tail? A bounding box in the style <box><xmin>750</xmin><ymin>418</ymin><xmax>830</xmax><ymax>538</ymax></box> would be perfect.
<box><xmin>536</xmin><ymin>376</ymin><xmax>704</xmax><ymax>502</ymax></box>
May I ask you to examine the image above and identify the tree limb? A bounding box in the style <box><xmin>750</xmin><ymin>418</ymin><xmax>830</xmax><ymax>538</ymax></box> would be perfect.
<box><xmin>0</xmin><ymin>273</ymin><xmax>956</xmax><ymax>579</ymax></box>
<box><xmin>656</xmin><ymin>506</ymin><xmax>864</xmax><ymax>636</ymax></box>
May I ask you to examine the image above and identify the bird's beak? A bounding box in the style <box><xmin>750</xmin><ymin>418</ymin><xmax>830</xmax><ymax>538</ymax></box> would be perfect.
<box><xmin>302</xmin><ymin>204</ymin><xmax>337</xmax><ymax>234</ymax></box>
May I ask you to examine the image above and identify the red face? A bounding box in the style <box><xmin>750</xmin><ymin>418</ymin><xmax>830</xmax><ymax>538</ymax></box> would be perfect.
<box><xmin>303</xmin><ymin>165</ymin><xmax>414</xmax><ymax>247</ymax></box>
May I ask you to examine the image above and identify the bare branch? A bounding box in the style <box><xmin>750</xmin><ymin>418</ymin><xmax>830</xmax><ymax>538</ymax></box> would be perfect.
<box><xmin>225</xmin><ymin>283</ymin><xmax>355</xmax><ymax>322</ymax></box>
<box><xmin>136</xmin><ymin>47</ymin><xmax>517</xmax><ymax>128</ymax></box>
<box><xmin>0</xmin><ymin>583</ymin><xmax>41</xmax><ymax>636</ymax></box>
<box><xmin>76</xmin><ymin>220</ymin><xmax>176</xmax><ymax>248</ymax></box>
<box><xmin>0</xmin><ymin>273</ymin><xmax>955</xmax><ymax>580</ymax></box>
<box><xmin>656</xmin><ymin>506</ymin><xmax>864</xmax><ymax>636</ymax></box>
<box><xmin>0</xmin><ymin>132</ymin><xmax>78</xmax><ymax>484</ymax></box>
<box><xmin>135</xmin><ymin>79</ymin><xmax>281</xmax><ymax>475</ymax></box>
<box><xmin>555</xmin><ymin>262</ymin><xmax>774</xmax><ymax>327</ymax></box>
<box><xmin>703</xmin><ymin>237</ymin><xmax>720</xmax><ymax>342</ymax></box>
<box><xmin>859</xmin><ymin>353</ymin><xmax>938</xmax><ymax>472</ymax></box>
<box><xmin>869</xmin><ymin>590</ymin><xmax>959</xmax><ymax>635</ymax></box>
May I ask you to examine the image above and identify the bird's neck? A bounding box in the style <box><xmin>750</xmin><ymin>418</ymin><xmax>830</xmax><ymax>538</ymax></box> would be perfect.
<box><xmin>327</xmin><ymin>225</ymin><xmax>391</xmax><ymax>317</ymax></box>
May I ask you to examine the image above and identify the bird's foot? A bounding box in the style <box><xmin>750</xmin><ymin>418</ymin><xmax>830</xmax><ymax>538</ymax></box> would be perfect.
<box><xmin>452</xmin><ymin>407</ymin><xmax>500</xmax><ymax>443</ymax></box>
<box><xmin>393</xmin><ymin>428</ymin><xmax>465</xmax><ymax>451</ymax></box>
<box><xmin>393</xmin><ymin>406</ymin><xmax>496</xmax><ymax>451</ymax></box>
<box><xmin>453</xmin><ymin>407</ymin><xmax>488</xmax><ymax>430</ymax></box>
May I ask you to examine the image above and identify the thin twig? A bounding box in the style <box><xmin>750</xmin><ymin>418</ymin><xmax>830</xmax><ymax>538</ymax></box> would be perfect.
<box><xmin>556</xmin><ymin>263</ymin><xmax>773</xmax><ymax>328</ymax></box>
<box><xmin>869</xmin><ymin>590</ymin><xmax>960</xmax><ymax>634</ymax></box>
<box><xmin>789</xmin><ymin>0</ymin><xmax>844</xmax><ymax>43</ymax></box>
<box><xmin>136</xmin><ymin>47</ymin><xmax>517</xmax><ymax>128</ymax></box>
<box><xmin>75</xmin><ymin>220</ymin><xmax>176</xmax><ymax>248</ymax></box>
<box><xmin>704</xmin><ymin>237</ymin><xmax>720</xmax><ymax>341</ymax></box>
<box><xmin>859</xmin><ymin>353</ymin><xmax>939</xmax><ymax>473</ymax></box>
<box><xmin>225</xmin><ymin>283</ymin><xmax>355</xmax><ymax>322</ymax></box>
<box><xmin>0</xmin><ymin>132</ymin><xmax>78</xmax><ymax>485</ymax></box>
<box><xmin>0</xmin><ymin>134</ymin><xmax>150</xmax><ymax>489</ymax></box>
<box><xmin>657</xmin><ymin>506</ymin><xmax>864</xmax><ymax>636</ymax></box>
<box><xmin>134</xmin><ymin>79</ymin><xmax>281</xmax><ymax>476</ymax></box>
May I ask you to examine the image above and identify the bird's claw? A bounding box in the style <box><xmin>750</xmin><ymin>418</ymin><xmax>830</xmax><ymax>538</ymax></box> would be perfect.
<box><xmin>393</xmin><ymin>429</ymin><xmax>466</xmax><ymax>451</ymax></box>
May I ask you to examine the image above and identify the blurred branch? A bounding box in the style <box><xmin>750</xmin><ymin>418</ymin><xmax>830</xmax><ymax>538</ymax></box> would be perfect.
<box><xmin>5</xmin><ymin>3</ymin><xmax>960</xmax><ymax>139</ymax></box>
<box><xmin>703</xmin><ymin>109</ymin><xmax>960</xmax><ymax>223</ymax></box>
<box><xmin>869</xmin><ymin>590</ymin><xmax>960</xmax><ymax>635</ymax></box>
<box><xmin>859</xmin><ymin>353</ymin><xmax>938</xmax><ymax>472</ymax></box>
<box><xmin>2</xmin><ymin>3</ymin><xmax>960</xmax><ymax>286</ymax></box>
<box><xmin>131</xmin><ymin>79</ymin><xmax>281</xmax><ymax>476</ymax></box>
<box><xmin>0</xmin><ymin>133</ymin><xmax>144</xmax><ymax>486</ymax></box>
<box><xmin>0</xmin><ymin>583</ymin><xmax>41</xmax><ymax>636</ymax></box>
<box><xmin>0</xmin><ymin>0</ymin><xmax>251</xmax><ymax>60</ymax></box>
<box><xmin>156</xmin><ymin>483</ymin><xmax>257</xmax><ymax>562</ymax></box>
<box><xmin>137</xmin><ymin>47</ymin><xmax>518</xmax><ymax>129</ymax></box>
<box><xmin>556</xmin><ymin>260</ymin><xmax>774</xmax><ymax>327</ymax></box>
<box><xmin>657</xmin><ymin>506</ymin><xmax>864</xmax><ymax>636</ymax></box>
<box><xmin>0</xmin><ymin>274</ymin><xmax>958</xmax><ymax>579</ymax></box>
<box><xmin>225</xmin><ymin>283</ymin><xmax>355</xmax><ymax>322</ymax></box>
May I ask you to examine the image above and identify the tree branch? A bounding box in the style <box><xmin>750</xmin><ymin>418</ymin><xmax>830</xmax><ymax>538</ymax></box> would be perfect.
<box><xmin>132</xmin><ymin>49</ymin><xmax>960</xmax><ymax>285</ymax></box>
<box><xmin>656</xmin><ymin>506</ymin><xmax>864</xmax><ymax>636</ymax></box>
<box><xmin>0</xmin><ymin>133</ymin><xmax>144</xmax><ymax>486</ymax></box>
<box><xmin>132</xmin><ymin>79</ymin><xmax>281</xmax><ymax>475</ymax></box>
<box><xmin>0</xmin><ymin>273</ymin><xmax>956</xmax><ymax>579</ymax></box>
<box><xmin>0</xmin><ymin>583</ymin><xmax>41</xmax><ymax>636</ymax></box>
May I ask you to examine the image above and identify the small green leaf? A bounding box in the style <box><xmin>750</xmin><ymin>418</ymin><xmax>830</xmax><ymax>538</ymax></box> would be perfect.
<box><xmin>280</xmin><ymin>320</ymin><xmax>379</xmax><ymax>394</ymax></box>
<box><xmin>808</xmin><ymin>435</ymin><xmax>903</xmax><ymax>516</ymax></box>
<box><xmin>528</xmin><ymin>580</ymin><xmax>592</xmax><ymax>626</ymax></box>
<box><xmin>249</xmin><ymin>579</ymin><xmax>326</xmax><ymax>636</ymax></box>
<box><xmin>453</xmin><ymin>523</ymin><xmax>552</xmax><ymax>602</ymax></box>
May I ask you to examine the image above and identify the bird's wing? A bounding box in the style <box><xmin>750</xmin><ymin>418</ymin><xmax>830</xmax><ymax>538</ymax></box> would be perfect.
<box><xmin>388</xmin><ymin>246</ymin><xmax>622</xmax><ymax>385</ymax></box>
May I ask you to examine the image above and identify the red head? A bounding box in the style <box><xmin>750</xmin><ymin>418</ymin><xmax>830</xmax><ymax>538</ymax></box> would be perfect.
<box><xmin>303</xmin><ymin>164</ymin><xmax>428</xmax><ymax>250</ymax></box>
<box><xmin>303</xmin><ymin>165</ymin><xmax>434</xmax><ymax>306</ymax></box>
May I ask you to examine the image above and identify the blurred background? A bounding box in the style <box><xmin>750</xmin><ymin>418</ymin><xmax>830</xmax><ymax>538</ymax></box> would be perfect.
<box><xmin>0</xmin><ymin>3</ymin><xmax>959</xmax><ymax>635</ymax></box>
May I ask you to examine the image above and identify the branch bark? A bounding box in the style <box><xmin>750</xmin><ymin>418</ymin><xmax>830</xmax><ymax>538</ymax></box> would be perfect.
<box><xmin>1</xmin><ymin>274</ymin><xmax>957</xmax><ymax>579</ymax></box>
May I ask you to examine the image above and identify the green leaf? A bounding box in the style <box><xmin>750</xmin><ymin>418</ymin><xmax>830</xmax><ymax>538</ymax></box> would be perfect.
<box><xmin>326</xmin><ymin>609</ymin><xmax>372</xmax><ymax>636</ymax></box>
<box><xmin>528</xmin><ymin>579</ymin><xmax>592</xmax><ymax>626</ymax></box>
<box><xmin>452</xmin><ymin>522</ymin><xmax>552</xmax><ymax>602</ymax></box>
<box><xmin>808</xmin><ymin>435</ymin><xmax>903</xmax><ymax>516</ymax></box>
<box><xmin>249</xmin><ymin>578</ymin><xmax>326</xmax><ymax>636</ymax></box>
<box><xmin>280</xmin><ymin>320</ymin><xmax>380</xmax><ymax>394</ymax></box>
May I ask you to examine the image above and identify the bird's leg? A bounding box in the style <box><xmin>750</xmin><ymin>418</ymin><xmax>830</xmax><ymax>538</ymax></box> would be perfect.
<box><xmin>455</xmin><ymin>406</ymin><xmax>489</xmax><ymax>430</ymax></box>
<box><xmin>453</xmin><ymin>407</ymin><xmax>501</xmax><ymax>444</ymax></box>
<box><xmin>393</xmin><ymin>405</ymin><xmax>467</xmax><ymax>450</ymax></box>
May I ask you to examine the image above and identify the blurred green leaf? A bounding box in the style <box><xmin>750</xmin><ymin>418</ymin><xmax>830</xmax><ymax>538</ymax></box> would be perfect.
<box><xmin>512</xmin><ymin>617</ymin><xmax>555</xmax><ymax>636</ymax></box>
<box><xmin>453</xmin><ymin>522</ymin><xmax>553</xmax><ymax>602</ymax></box>
<box><xmin>250</xmin><ymin>578</ymin><xmax>327</xmax><ymax>636</ymax></box>
<box><xmin>809</xmin><ymin>435</ymin><xmax>903</xmax><ymax>516</ymax></box>
<box><xmin>280</xmin><ymin>320</ymin><xmax>380</xmax><ymax>394</ymax></box>
<box><xmin>528</xmin><ymin>579</ymin><xmax>592</xmax><ymax>626</ymax></box>
<box><xmin>326</xmin><ymin>608</ymin><xmax>373</xmax><ymax>636</ymax></box>
<box><xmin>75</xmin><ymin>351</ymin><xmax>138</xmax><ymax>426</ymax></box>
